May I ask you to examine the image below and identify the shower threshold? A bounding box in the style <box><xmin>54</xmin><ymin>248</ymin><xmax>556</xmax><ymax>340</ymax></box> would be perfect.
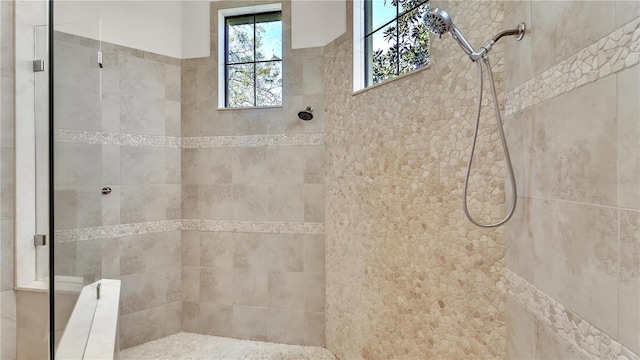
<box><xmin>120</xmin><ymin>332</ymin><xmax>336</xmax><ymax>360</ymax></box>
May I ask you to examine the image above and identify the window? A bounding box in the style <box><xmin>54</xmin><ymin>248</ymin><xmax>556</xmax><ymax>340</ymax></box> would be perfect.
<box><xmin>357</xmin><ymin>0</ymin><xmax>430</xmax><ymax>89</ymax></box>
<box><xmin>223</xmin><ymin>10</ymin><xmax>282</xmax><ymax>108</ymax></box>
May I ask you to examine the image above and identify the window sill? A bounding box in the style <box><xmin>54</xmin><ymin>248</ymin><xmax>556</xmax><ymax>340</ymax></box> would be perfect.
<box><xmin>218</xmin><ymin>105</ymin><xmax>283</xmax><ymax>111</ymax></box>
<box><xmin>353</xmin><ymin>64</ymin><xmax>431</xmax><ymax>96</ymax></box>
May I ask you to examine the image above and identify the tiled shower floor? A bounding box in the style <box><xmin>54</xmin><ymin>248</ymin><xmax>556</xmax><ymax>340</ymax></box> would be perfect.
<box><xmin>120</xmin><ymin>332</ymin><xmax>337</xmax><ymax>360</ymax></box>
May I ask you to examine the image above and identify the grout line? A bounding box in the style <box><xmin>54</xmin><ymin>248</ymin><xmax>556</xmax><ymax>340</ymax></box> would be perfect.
<box><xmin>518</xmin><ymin>194</ymin><xmax>640</xmax><ymax>213</ymax></box>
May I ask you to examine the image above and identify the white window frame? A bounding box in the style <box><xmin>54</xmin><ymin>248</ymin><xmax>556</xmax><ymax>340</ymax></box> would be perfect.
<box><xmin>218</xmin><ymin>3</ymin><xmax>283</xmax><ymax>109</ymax></box>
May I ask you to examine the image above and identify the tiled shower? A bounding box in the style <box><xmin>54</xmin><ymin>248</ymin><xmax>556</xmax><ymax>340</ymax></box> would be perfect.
<box><xmin>0</xmin><ymin>0</ymin><xmax>638</xmax><ymax>359</ymax></box>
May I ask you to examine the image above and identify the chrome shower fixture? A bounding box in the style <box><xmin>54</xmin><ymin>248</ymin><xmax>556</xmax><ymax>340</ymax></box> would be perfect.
<box><xmin>422</xmin><ymin>8</ymin><xmax>526</xmax><ymax>228</ymax></box>
<box><xmin>424</xmin><ymin>8</ymin><xmax>525</xmax><ymax>61</ymax></box>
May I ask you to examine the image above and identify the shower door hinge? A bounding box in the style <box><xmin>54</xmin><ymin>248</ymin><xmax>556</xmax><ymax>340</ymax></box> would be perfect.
<box><xmin>34</xmin><ymin>234</ymin><xmax>46</xmax><ymax>247</ymax></box>
<box><xmin>97</xmin><ymin>51</ymin><xmax>103</xmax><ymax>68</ymax></box>
<box><xmin>33</xmin><ymin>60</ymin><xmax>45</xmax><ymax>72</ymax></box>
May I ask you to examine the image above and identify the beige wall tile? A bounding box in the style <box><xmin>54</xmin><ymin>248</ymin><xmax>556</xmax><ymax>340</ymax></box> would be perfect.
<box><xmin>182</xmin><ymin>266</ymin><xmax>200</xmax><ymax>302</ymax></box>
<box><xmin>54</xmin><ymin>143</ymin><xmax>101</xmax><ymax>187</ymax></box>
<box><xmin>120</xmin><ymin>271</ymin><xmax>166</xmax><ymax>315</ymax></box>
<box><xmin>304</xmin><ymin>234</ymin><xmax>325</xmax><ymax>274</ymax></box>
<box><xmin>531</xmin><ymin>1</ymin><xmax>617</xmax><ymax>75</ymax></box>
<box><xmin>102</xmin><ymin>237</ymin><xmax>120</xmax><ymax>279</ymax></box>
<box><xmin>268</xmin><ymin>272</ymin><xmax>304</xmax><ymax>310</ymax></box>
<box><xmin>120</xmin><ymin>306</ymin><xmax>166</xmax><ymax>349</ymax></box>
<box><xmin>182</xmin><ymin>149</ymin><xmax>199</xmax><ymax>185</ymax></box>
<box><xmin>0</xmin><ymin>220</ymin><xmax>13</xmax><ymax>291</ymax></box>
<box><xmin>304</xmin><ymin>274</ymin><xmax>325</xmax><ymax>313</ymax></box>
<box><xmin>165</xmin><ymin>302</ymin><xmax>182</xmax><ymax>337</ymax></box>
<box><xmin>233</xmin><ymin>184</ymin><xmax>268</xmax><ymax>220</ymax></box>
<box><xmin>232</xmin><ymin>305</ymin><xmax>268</xmax><ymax>341</ymax></box>
<box><xmin>182</xmin><ymin>185</ymin><xmax>199</xmax><ymax>219</ymax></box>
<box><xmin>505</xmin><ymin>196</ymin><xmax>533</xmax><ymax>282</ymax></box>
<box><xmin>199</xmin><ymin>184</ymin><xmax>234</xmax><ymax>220</ymax></box>
<box><xmin>506</xmin><ymin>296</ymin><xmax>534</xmax><ymax>359</ymax></box>
<box><xmin>266</xmin><ymin>147</ymin><xmax>304</xmax><ymax>184</ymax></box>
<box><xmin>165</xmin><ymin>100</ymin><xmax>181</xmax><ymax>137</ymax></box>
<box><xmin>504</xmin><ymin>1</ymin><xmax>532</xmax><ymax>91</ymax></box>
<box><xmin>182</xmin><ymin>231</ymin><xmax>201</xmax><ymax>266</ymax></box>
<box><xmin>1</xmin><ymin>290</ymin><xmax>16</xmax><ymax>360</ymax></box>
<box><xmin>534</xmin><ymin>320</ymin><xmax>586</xmax><ymax>360</ymax></box>
<box><xmin>304</xmin><ymin>312</ymin><xmax>325</xmax><ymax>347</ymax></box>
<box><xmin>531</xmin><ymin>75</ymin><xmax>617</xmax><ymax>206</ymax></box>
<box><xmin>269</xmin><ymin>234</ymin><xmax>304</xmax><ymax>272</ymax></box>
<box><xmin>268</xmin><ymin>184</ymin><xmax>304</xmax><ymax>221</ymax></box>
<box><xmin>268</xmin><ymin>308</ymin><xmax>305</xmax><ymax>345</ymax></box>
<box><xmin>120</xmin><ymin>96</ymin><xmax>166</xmax><ymax>136</ymax></box>
<box><xmin>16</xmin><ymin>291</ymin><xmax>47</xmax><ymax>359</ymax></box>
<box><xmin>233</xmin><ymin>233</ymin><xmax>269</xmax><ymax>270</ymax></box>
<box><xmin>199</xmin><ymin>304</ymin><xmax>233</xmax><ymax>337</ymax></box>
<box><xmin>303</xmin><ymin>145</ymin><xmax>324</xmax><ymax>184</ymax></box>
<box><xmin>182</xmin><ymin>302</ymin><xmax>199</xmax><ymax>333</ymax></box>
<box><xmin>120</xmin><ymin>185</ymin><xmax>167</xmax><ymax>223</ymax></box>
<box><xmin>617</xmin><ymin>65</ymin><xmax>640</xmax><ymax>210</ymax></box>
<box><xmin>198</xmin><ymin>148</ymin><xmax>233</xmax><ymax>184</ymax></box>
<box><xmin>119</xmin><ymin>55</ymin><xmax>165</xmax><ymax>100</ymax></box>
<box><xmin>532</xmin><ymin>198</ymin><xmax>618</xmax><ymax>336</ymax></box>
<box><xmin>165</xmin><ymin>148</ymin><xmax>181</xmax><ymax>185</ymax></box>
<box><xmin>232</xmin><ymin>147</ymin><xmax>267</xmax><ymax>184</ymax></box>
<box><xmin>304</xmin><ymin>184</ymin><xmax>325</xmax><ymax>222</ymax></box>
<box><xmin>233</xmin><ymin>269</ymin><xmax>268</xmax><ymax>307</ymax></box>
<box><xmin>201</xmin><ymin>232</ymin><xmax>234</xmax><ymax>268</ymax></box>
<box><xmin>200</xmin><ymin>267</ymin><xmax>234</xmax><ymax>305</ymax></box>
<box><xmin>165</xmin><ymin>266</ymin><xmax>182</xmax><ymax>304</ymax></box>
<box><xmin>616</xmin><ymin>0</ymin><xmax>640</xmax><ymax>27</ymax></box>
<box><xmin>619</xmin><ymin>209</ymin><xmax>640</xmax><ymax>353</ymax></box>
<box><xmin>120</xmin><ymin>146</ymin><xmax>166</xmax><ymax>185</ymax></box>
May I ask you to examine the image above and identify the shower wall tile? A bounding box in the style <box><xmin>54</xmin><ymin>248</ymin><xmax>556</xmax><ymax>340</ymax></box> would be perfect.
<box><xmin>531</xmin><ymin>1</ymin><xmax>616</xmax><ymax>75</ymax></box>
<box><xmin>533</xmin><ymin>198</ymin><xmax>619</xmax><ymax>337</ymax></box>
<box><xmin>325</xmin><ymin>1</ymin><xmax>507</xmax><ymax>358</ymax></box>
<box><xmin>531</xmin><ymin>75</ymin><xmax>617</xmax><ymax>206</ymax></box>
<box><xmin>619</xmin><ymin>210</ymin><xmax>640</xmax><ymax>354</ymax></box>
<box><xmin>120</xmin><ymin>146</ymin><xmax>166</xmax><ymax>185</ymax></box>
<box><xmin>119</xmin><ymin>306</ymin><xmax>166</xmax><ymax>349</ymax></box>
<box><xmin>617</xmin><ymin>65</ymin><xmax>640</xmax><ymax>210</ymax></box>
<box><xmin>198</xmin><ymin>303</ymin><xmax>233</xmax><ymax>336</ymax></box>
<box><xmin>232</xmin><ymin>305</ymin><xmax>268</xmax><ymax>341</ymax></box>
<box><xmin>504</xmin><ymin>3</ymin><xmax>640</xmax><ymax>358</ymax></box>
<box><xmin>506</xmin><ymin>295</ymin><xmax>534</xmax><ymax>360</ymax></box>
<box><xmin>616</xmin><ymin>0</ymin><xmax>640</xmax><ymax>27</ymax></box>
<box><xmin>179</xmin><ymin>0</ymin><xmax>325</xmax><ymax>346</ymax></box>
<box><xmin>268</xmin><ymin>271</ymin><xmax>305</xmax><ymax>310</ymax></box>
<box><xmin>534</xmin><ymin>320</ymin><xmax>587</xmax><ymax>360</ymax></box>
<box><xmin>119</xmin><ymin>96</ymin><xmax>166</xmax><ymax>136</ymax></box>
<box><xmin>1</xmin><ymin>220</ymin><xmax>13</xmax><ymax>291</ymax></box>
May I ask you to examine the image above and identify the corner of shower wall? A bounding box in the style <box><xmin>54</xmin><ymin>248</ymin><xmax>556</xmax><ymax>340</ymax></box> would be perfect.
<box><xmin>503</xmin><ymin>1</ymin><xmax>640</xmax><ymax>358</ymax></box>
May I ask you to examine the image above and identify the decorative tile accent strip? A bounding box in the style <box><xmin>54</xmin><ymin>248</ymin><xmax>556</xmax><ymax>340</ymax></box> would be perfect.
<box><xmin>506</xmin><ymin>270</ymin><xmax>639</xmax><ymax>360</ymax></box>
<box><xmin>55</xmin><ymin>129</ymin><xmax>182</xmax><ymax>148</ymax></box>
<box><xmin>55</xmin><ymin>219</ymin><xmax>324</xmax><ymax>243</ymax></box>
<box><xmin>506</xmin><ymin>18</ymin><xmax>640</xmax><ymax>115</ymax></box>
<box><xmin>54</xmin><ymin>220</ymin><xmax>182</xmax><ymax>243</ymax></box>
<box><xmin>181</xmin><ymin>219</ymin><xmax>325</xmax><ymax>234</ymax></box>
<box><xmin>55</xmin><ymin>130</ymin><xmax>324</xmax><ymax>149</ymax></box>
<box><xmin>181</xmin><ymin>134</ymin><xmax>324</xmax><ymax>148</ymax></box>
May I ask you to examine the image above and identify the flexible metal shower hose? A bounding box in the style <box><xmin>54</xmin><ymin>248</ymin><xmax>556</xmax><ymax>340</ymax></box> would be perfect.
<box><xmin>462</xmin><ymin>55</ymin><xmax>517</xmax><ymax>228</ymax></box>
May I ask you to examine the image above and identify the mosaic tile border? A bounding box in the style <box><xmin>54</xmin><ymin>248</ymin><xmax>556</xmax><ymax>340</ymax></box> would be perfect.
<box><xmin>55</xmin><ymin>130</ymin><xmax>324</xmax><ymax>149</ymax></box>
<box><xmin>181</xmin><ymin>219</ymin><xmax>324</xmax><ymax>234</ymax></box>
<box><xmin>506</xmin><ymin>18</ymin><xmax>640</xmax><ymax>115</ymax></box>
<box><xmin>54</xmin><ymin>220</ymin><xmax>182</xmax><ymax>243</ymax></box>
<box><xmin>55</xmin><ymin>219</ymin><xmax>324</xmax><ymax>243</ymax></box>
<box><xmin>181</xmin><ymin>134</ymin><xmax>324</xmax><ymax>148</ymax></box>
<box><xmin>506</xmin><ymin>270</ymin><xmax>639</xmax><ymax>360</ymax></box>
<box><xmin>55</xmin><ymin>129</ymin><xmax>181</xmax><ymax>148</ymax></box>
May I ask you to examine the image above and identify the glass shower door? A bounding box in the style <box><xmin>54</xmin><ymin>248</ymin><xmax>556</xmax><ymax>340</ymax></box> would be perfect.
<box><xmin>51</xmin><ymin>19</ymin><xmax>103</xmax><ymax>353</ymax></box>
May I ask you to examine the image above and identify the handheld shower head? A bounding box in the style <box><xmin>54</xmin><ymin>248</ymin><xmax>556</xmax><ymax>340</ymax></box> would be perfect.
<box><xmin>423</xmin><ymin>8</ymin><xmax>475</xmax><ymax>56</ymax></box>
